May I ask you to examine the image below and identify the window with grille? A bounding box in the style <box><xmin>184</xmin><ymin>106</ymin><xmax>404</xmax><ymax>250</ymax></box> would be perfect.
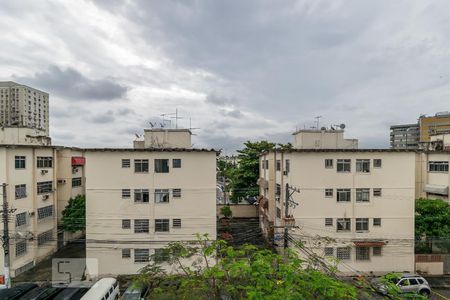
<box><xmin>122</xmin><ymin>219</ymin><xmax>131</xmax><ymax>229</ymax></box>
<box><xmin>337</xmin><ymin>218</ymin><xmax>351</xmax><ymax>231</ymax></box>
<box><xmin>265</xmin><ymin>160</ymin><xmax>269</xmax><ymax>169</ymax></box>
<box><xmin>15</xmin><ymin>156</ymin><xmax>26</xmax><ymax>169</ymax></box>
<box><xmin>356</xmin><ymin>159</ymin><xmax>370</xmax><ymax>173</ymax></box>
<box><xmin>122</xmin><ymin>189</ymin><xmax>131</xmax><ymax>198</ymax></box>
<box><xmin>324</xmin><ymin>247</ymin><xmax>334</xmax><ymax>256</ymax></box>
<box><xmin>134</xmin><ymin>249</ymin><xmax>149</xmax><ymax>263</ymax></box>
<box><xmin>155</xmin><ymin>189</ymin><xmax>169</xmax><ymax>203</ymax></box>
<box><xmin>355</xmin><ymin>218</ymin><xmax>369</xmax><ymax>231</ymax></box>
<box><xmin>154</xmin><ymin>249</ymin><xmax>170</xmax><ymax>263</ymax></box>
<box><xmin>276</xmin><ymin>207</ymin><xmax>281</xmax><ymax>219</ymax></box>
<box><xmin>337</xmin><ymin>189</ymin><xmax>351</xmax><ymax>202</ymax></box>
<box><xmin>373</xmin><ymin>246</ymin><xmax>382</xmax><ymax>256</ymax></box>
<box><xmin>373</xmin><ymin>188</ymin><xmax>382</xmax><ymax>197</ymax></box>
<box><xmin>172</xmin><ymin>159</ymin><xmax>181</xmax><ymax>168</ymax></box>
<box><xmin>134</xmin><ymin>189</ymin><xmax>150</xmax><ymax>203</ymax></box>
<box><xmin>285</xmin><ymin>159</ymin><xmax>290</xmax><ymax>173</ymax></box>
<box><xmin>325</xmin><ymin>218</ymin><xmax>333</xmax><ymax>226</ymax></box>
<box><xmin>173</xmin><ymin>188</ymin><xmax>182</xmax><ymax>198</ymax></box>
<box><xmin>37</xmin><ymin>205</ymin><xmax>53</xmax><ymax>220</ymax></box>
<box><xmin>134</xmin><ymin>219</ymin><xmax>149</xmax><ymax>233</ymax></box>
<box><xmin>134</xmin><ymin>159</ymin><xmax>149</xmax><ymax>173</ymax></box>
<box><xmin>336</xmin><ymin>159</ymin><xmax>350</xmax><ymax>172</ymax></box>
<box><xmin>155</xmin><ymin>159</ymin><xmax>169</xmax><ymax>173</ymax></box>
<box><xmin>37</xmin><ymin>156</ymin><xmax>53</xmax><ymax>168</ymax></box>
<box><xmin>336</xmin><ymin>247</ymin><xmax>351</xmax><ymax>260</ymax></box>
<box><xmin>155</xmin><ymin>219</ymin><xmax>169</xmax><ymax>232</ymax></box>
<box><xmin>15</xmin><ymin>240</ymin><xmax>27</xmax><ymax>257</ymax></box>
<box><xmin>325</xmin><ymin>159</ymin><xmax>333</xmax><ymax>168</ymax></box>
<box><xmin>325</xmin><ymin>189</ymin><xmax>333</xmax><ymax>197</ymax></box>
<box><xmin>356</xmin><ymin>247</ymin><xmax>370</xmax><ymax>260</ymax></box>
<box><xmin>173</xmin><ymin>219</ymin><xmax>181</xmax><ymax>228</ymax></box>
<box><xmin>15</xmin><ymin>184</ymin><xmax>27</xmax><ymax>199</ymax></box>
<box><xmin>276</xmin><ymin>184</ymin><xmax>281</xmax><ymax>196</ymax></box>
<box><xmin>72</xmin><ymin>177</ymin><xmax>82</xmax><ymax>187</ymax></box>
<box><xmin>373</xmin><ymin>218</ymin><xmax>381</xmax><ymax>226</ymax></box>
<box><xmin>122</xmin><ymin>248</ymin><xmax>131</xmax><ymax>258</ymax></box>
<box><xmin>122</xmin><ymin>159</ymin><xmax>130</xmax><ymax>168</ymax></box>
<box><xmin>16</xmin><ymin>212</ymin><xmax>27</xmax><ymax>227</ymax></box>
<box><xmin>356</xmin><ymin>188</ymin><xmax>370</xmax><ymax>202</ymax></box>
<box><xmin>37</xmin><ymin>181</ymin><xmax>53</xmax><ymax>194</ymax></box>
<box><xmin>373</xmin><ymin>159</ymin><xmax>382</xmax><ymax>168</ymax></box>
<box><xmin>276</xmin><ymin>160</ymin><xmax>281</xmax><ymax>171</ymax></box>
<box><xmin>428</xmin><ymin>161</ymin><xmax>449</xmax><ymax>172</ymax></box>
<box><xmin>37</xmin><ymin>230</ymin><xmax>53</xmax><ymax>246</ymax></box>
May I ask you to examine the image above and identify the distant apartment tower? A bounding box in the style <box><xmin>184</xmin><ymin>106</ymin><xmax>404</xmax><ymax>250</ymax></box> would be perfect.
<box><xmin>390</xmin><ymin>124</ymin><xmax>420</xmax><ymax>149</ymax></box>
<box><xmin>0</xmin><ymin>82</ymin><xmax>50</xmax><ymax>145</ymax></box>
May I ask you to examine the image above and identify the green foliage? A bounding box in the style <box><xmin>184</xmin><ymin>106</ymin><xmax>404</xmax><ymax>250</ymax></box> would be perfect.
<box><xmin>137</xmin><ymin>234</ymin><xmax>358</xmax><ymax>300</ymax></box>
<box><xmin>61</xmin><ymin>195</ymin><xmax>85</xmax><ymax>233</ymax></box>
<box><xmin>415</xmin><ymin>198</ymin><xmax>450</xmax><ymax>253</ymax></box>
<box><xmin>220</xmin><ymin>206</ymin><xmax>232</xmax><ymax>218</ymax></box>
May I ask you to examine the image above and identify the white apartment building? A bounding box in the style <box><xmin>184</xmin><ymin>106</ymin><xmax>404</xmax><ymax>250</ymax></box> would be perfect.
<box><xmin>0</xmin><ymin>82</ymin><xmax>50</xmax><ymax>136</ymax></box>
<box><xmin>416</xmin><ymin>151</ymin><xmax>449</xmax><ymax>203</ymax></box>
<box><xmin>85</xmin><ymin>129</ymin><xmax>217</xmax><ymax>276</ymax></box>
<box><xmin>259</xmin><ymin>148</ymin><xmax>417</xmax><ymax>275</ymax></box>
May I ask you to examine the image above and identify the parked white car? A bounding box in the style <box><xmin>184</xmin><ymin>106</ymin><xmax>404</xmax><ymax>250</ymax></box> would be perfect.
<box><xmin>372</xmin><ymin>273</ymin><xmax>431</xmax><ymax>298</ymax></box>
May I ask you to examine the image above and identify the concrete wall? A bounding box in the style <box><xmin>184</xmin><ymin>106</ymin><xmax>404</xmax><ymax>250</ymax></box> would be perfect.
<box><xmin>217</xmin><ymin>204</ymin><xmax>258</xmax><ymax>218</ymax></box>
<box><xmin>0</xmin><ymin>127</ymin><xmax>51</xmax><ymax>146</ymax></box>
<box><xmin>292</xmin><ymin>130</ymin><xmax>358</xmax><ymax>149</ymax></box>
<box><xmin>143</xmin><ymin>129</ymin><xmax>192</xmax><ymax>149</ymax></box>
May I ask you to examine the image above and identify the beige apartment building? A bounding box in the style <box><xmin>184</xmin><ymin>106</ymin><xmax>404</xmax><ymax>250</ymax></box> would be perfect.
<box><xmin>416</xmin><ymin>152</ymin><xmax>449</xmax><ymax>203</ymax></box>
<box><xmin>85</xmin><ymin>129</ymin><xmax>217</xmax><ymax>276</ymax></box>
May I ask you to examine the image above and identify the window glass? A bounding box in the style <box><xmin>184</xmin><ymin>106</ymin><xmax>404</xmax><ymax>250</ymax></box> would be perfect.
<box><xmin>356</xmin><ymin>159</ymin><xmax>370</xmax><ymax>173</ymax></box>
<box><xmin>134</xmin><ymin>159</ymin><xmax>149</xmax><ymax>173</ymax></box>
<box><xmin>373</xmin><ymin>159</ymin><xmax>382</xmax><ymax>168</ymax></box>
<box><xmin>337</xmin><ymin>189</ymin><xmax>351</xmax><ymax>202</ymax></box>
<box><xmin>173</xmin><ymin>159</ymin><xmax>181</xmax><ymax>168</ymax></box>
<box><xmin>155</xmin><ymin>189</ymin><xmax>169</xmax><ymax>203</ymax></box>
<box><xmin>134</xmin><ymin>219</ymin><xmax>149</xmax><ymax>233</ymax></box>
<box><xmin>336</xmin><ymin>159</ymin><xmax>350</xmax><ymax>172</ymax></box>
<box><xmin>356</xmin><ymin>189</ymin><xmax>370</xmax><ymax>202</ymax></box>
<box><xmin>155</xmin><ymin>219</ymin><xmax>170</xmax><ymax>232</ymax></box>
<box><xmin>155</xmin><ymin>159</ymin><xmax>169</xmax><ymax>173</ymax></box>
<box><xmin>325</xmin><ymin>159</ymin><xmax>333</xmax><ymax>168</ymax></box>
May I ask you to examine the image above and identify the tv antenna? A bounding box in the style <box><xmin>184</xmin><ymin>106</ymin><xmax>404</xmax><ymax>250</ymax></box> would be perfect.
<box><xmin>188</xmin><ymin>117</ymin><xmax>201</xmax><ymax>135</ymax></box>
<box><xmin>333</xmin><ymin>123</ymin><xmax>346</xmax><ymax>130</ymax></box>
<box><xmin>315</xmin><ymin>116</ymin><xmax>322</xmax><ymax>130</ymax></box>
<box><xmin>161</xmin><ymin>108</ymin><xmax>183</xmax><ymax>129</ymax></box>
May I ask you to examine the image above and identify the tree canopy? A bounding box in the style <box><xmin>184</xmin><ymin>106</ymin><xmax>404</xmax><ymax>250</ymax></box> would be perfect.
<box><xmin>61</xmin><ymin>195</ymin><xmax>86</xmax><ymax>232</ymax></box>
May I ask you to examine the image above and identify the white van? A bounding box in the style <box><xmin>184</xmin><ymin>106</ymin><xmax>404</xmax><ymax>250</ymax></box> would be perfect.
<box><xmin>81</xmin><ymin>278</ymin><xmax>119</xmax><ymax>300</ymax></box>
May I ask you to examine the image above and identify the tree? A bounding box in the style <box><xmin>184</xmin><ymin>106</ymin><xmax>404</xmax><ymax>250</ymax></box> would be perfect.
<box><xmin>415</xmin><ymin>198</ymin><xmax>450</xmax><ymax>253</ymax></box>
<box><xmin>61</xmin><ymin>195</ymin><xmax>86</xmax><ymax>232</ymax></box>
<box><xmin>220</xmin><ymin>205</ymin><xmax>232</xmax><ymax>218</ymax></box>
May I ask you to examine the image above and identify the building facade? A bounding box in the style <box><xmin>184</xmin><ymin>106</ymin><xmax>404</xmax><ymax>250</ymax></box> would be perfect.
<box><xmin>390</xmin><ymin>124</ymin><xmax>420</xmax><ymax>149</ymax></box>
<box><xmin>416</xmin><ymin>152</ymin><xmax>449</xmax><ymax>203</ymax></box>
<box><xmin>259</xmin><ymin>149</ymin><xmax>417</xmax><ymax>275</ymax></box>
<box><xmin>0</xmin><ymin>82</ymin><xmax>50</xmax><ymax>136</ymax></box>
<box><xmin>292</xmin><ymin>129</ymin><xmax>358</xmax><ymax>149</ymax></box>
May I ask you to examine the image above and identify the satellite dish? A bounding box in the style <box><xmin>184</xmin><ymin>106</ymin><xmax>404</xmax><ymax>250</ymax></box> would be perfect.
<box><xmin>320</xmin><ymin>126</ymin><xmax>327</xmax><ymax>130</ymax></box>
<box><xmin>339</xmin><ymin>124</ymin><xmax>346</xmax><ymax>129</ymax></box>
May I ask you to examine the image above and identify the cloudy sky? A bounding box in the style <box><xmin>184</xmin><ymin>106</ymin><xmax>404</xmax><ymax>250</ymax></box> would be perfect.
<box><xmin>1</xmin><ymin>0</ymin><xmax>450</xmax><ymax>153</ymax></box>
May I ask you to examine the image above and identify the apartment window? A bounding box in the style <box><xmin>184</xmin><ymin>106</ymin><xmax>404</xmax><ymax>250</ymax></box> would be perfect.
<box><xmin>356</xmin><ymin>188</ymin><xmax>370</xmax><ymax>202</ymax></box>
<box><xmin>325</xmin><ymin>189</ymin><xmax>333</xmax><ymax>197</ymax></box>
<box><xmin>37</xmin><ymin>205</ymin><xmax>54</xmax><ymax>220</ymax></box>
<box><xmin>122</xmin><ymin>248</ymin><xmax>131</xmax><ymax>258</ymax></box>
<box><xmin>276</xmin><ymin>184</ymin><xmax>281</xmax><ymax>196</ymax></box>
<box><xmin>337</xmin><ymin>189</ymin><xmax>351</xmax><ymax>202</ymax></box>
<box><xmin>155</xmin><ymin>159</ymin><xmax>169</xmax><ymax>173</ymax></box>
<box><xmin>173</xmin><ymin>188</ymin><xmax>182</xmax><ymax>198</ymax></box>
<box><xmin>276</xmin><ymin>207</ymin><xmax>281</xmax><ymax>218</ymax></box>
<box><xmin>173</xmin><ymin>218</ymin><xmax>181</xmax><ymax>228</ymax></box>
<box><xmin>122</xmin><ymin>219</ymin><xmax>131</xmax><ymax>229</ymax></box>
<box><xmin>37</xmin><ymin>230</ymin><xmax>53</xmax><ymax>246</ymax></box>
<box><xmin>337</xmin><ymin>218</ymin><xmax>351</xmax><ymax>231</ymax></box>
<box><xmin>72</xmin><ymin>177</ymin><xmax>82</xmax><ymax>187</ymax></box>
<box><xmin>134</xmin><ymin>249</ymin><xmax>149</xmax><ymax>263</ymax></box>
<box><xmin>336</xmin><ymin>159</ymin><xmax>351</xmax><ymax>172</ymax></box>
<box><xmin>155</xmin><ymin>219</ymin><xmax>170</xmax><ymax>232</ymax></box>
<box><xmin>155</xmin><ymin>189</ymin><xmax>169</xmax><ymax>203</ymax></box>
<box><xmin>373</xmin><ymin>188</ymin><xmax>382</xmax><ymax>197</ymax></box>
<box><xmin>122</xmin><ymin>189</ymin><xmax>131</xmax><ymax>198</ymax></box>
<box><xmin>15</xmin><ymin>184</ymin><xmax>27</xmax><ymax>199</ymax></box>
<box><xmin>172</xmin><ymin>159</ymin><xmax>181</xmax><ymax>168</ymax></box>
<box><xmin>37</xmin><ymin>181</ymin><xmax>53</xmax><ymax>194</ymax></box>
<box><xmin>37</xmin><ymin>156</ymin><xmax>53</xmax><ymax>168</ymax></box>
<box><xmin>356</xmin><ymin>159</ymin><xmax>370</xmax><ymax>173</ymax></box>
<box><xmin>428</xmin><ymin>161</ymin><xmax>449</xmax><ymax>172</ymax></box>
<box><xmin>15</xmin><ymin>240</ymin><xmax>27</xmax><ymax>257</ymax></box>
<box><xmin>324</xmin><ymin>247</ymin><xmax>334</xmax><ymax>257</ymax></box>
<box><xmin>285</xmin><ymin>159</ymin><xmax>290</xmax><ymax>173</ymax></box>
<box><xmin>276</xmin><ymin>160</ymin><xmax>281</xmax><ymax>171</ymax></box>
<box><xmin>355</xmin><ymin>218</ymin><xmax>369</xmax><ymax>231</ymax></box>
<box><xmin>264</xmin><ymin>160</ymin><xmax>269</xmax><ymax>170</ymax></box>
<box><xmin>336</xmin><ymin>247</ymin><xmax>351</xmax><ymax>260</ymax></box>
<box><xmin>134</xmin><ymin>189</ymin><xmax>150</xmax><ymax>203</ymax></box>
<box><xmin>373</xmin><ymin>218</ymin><xmax>381</xmax><ymax>226</ymax></box>
<box><xmin>134</xmin><ymin>159</ymin><xmax>149</xmax><ymax>173</ymax></box>
<box><xmin>373</xmin><ymin>159</ymin><xmax>382</xmax><ymax>168</ymax></box>
<box><xmin>122</xmin><ymin>159</ymin><xmax>130</xmax><ymax>168</ymax></box>
<box><xmin>373</xmin><ymin>246</ymin><xmax>382</xmax><ymax>256</ymax></box>
<box><xmin>134</xmin><ymin>219</ymin><xmax>149</xmax><ymax>233</ymax></box>
<box><xmin>325</xmin><ymin>159</ymin><xmax>333</xmax><ymax>168</ymax></box>
<box><xmin>356</xmin><ymin>247</ymin><xmax>370</xmax><ymax>261</ymax></box>
<box><xmin>16</xmin><ymin>212</ymin><xmax>27</xmax><ymax>227</ymax></box>
<box><xmin>325</xmin><ymin>218</ymin><xmax>333</xmax><ymax>226</ymax></box>
<box><xmin>15</xmin><ymin>156</ymin><xmax>26</xmax><ymax>169</ymax></box>
<box><xmin>154</xmin><ymin>248</ymin><xmax>170</xmax><ymax>263</ymax></box>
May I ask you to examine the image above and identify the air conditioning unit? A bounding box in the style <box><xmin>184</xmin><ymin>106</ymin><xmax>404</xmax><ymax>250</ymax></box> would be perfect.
<box><xmin>42</xmin><ymin>194</ymin><xmax>49</xmax><ymax>201</ymax></box>
<box><xmin>283</xmin><ymin>171</ymin><xmax>288</xmax><ymax>176</ymax></box>
<box><xmin>57</xmin><ymin>179</ymin><xmax>66</xmax><ymax>184</ymax></box>
<box><xmin>41</xmin><ymin>170</ymin><xmax>48</xmax><ymax>175</ymax></box>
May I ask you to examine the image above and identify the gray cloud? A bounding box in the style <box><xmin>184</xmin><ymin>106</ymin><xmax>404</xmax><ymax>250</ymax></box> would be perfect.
<box><xmin>88</xmin><ymin>110</ymin><xmax>116</xmax><ymax>124</ymax></box>
<box><xmin>15</xmin><ymin>66</ymin><xmax>127</xmax><ymax>101</ymax></box>
<box><xmin>206</xmin><ymin>94</ymin><xmax>237</xmax><ymax>106</ymax></box>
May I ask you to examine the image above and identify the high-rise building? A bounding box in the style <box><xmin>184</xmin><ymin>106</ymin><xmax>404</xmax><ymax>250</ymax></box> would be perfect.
<box><xmin>390</xmin><ymin>123</ymin><xmax>420</xmax><ymax>149</ymax></box>
<box><xmin>0</xmin><ymin>81</ymin><xmax>50</xmax><ymax>136</ymax></box>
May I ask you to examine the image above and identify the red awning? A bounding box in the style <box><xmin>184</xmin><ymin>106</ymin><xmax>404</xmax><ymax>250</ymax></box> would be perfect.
<box><xmin>354</xmin><ymin>241</ymin><xmax>386</xmax><ymax>247</ymax></box>
<box><xmin>71</xmin><ymin>157</ymin><xmax>86</xmax><ymax>166</ymax></box>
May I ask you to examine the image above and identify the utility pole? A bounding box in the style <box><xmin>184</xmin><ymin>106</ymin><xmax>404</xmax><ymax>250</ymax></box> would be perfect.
<box><xmin>1</xmin><ymin>183</ymin><xmax>11</xmax><ymax>288</ymax></box>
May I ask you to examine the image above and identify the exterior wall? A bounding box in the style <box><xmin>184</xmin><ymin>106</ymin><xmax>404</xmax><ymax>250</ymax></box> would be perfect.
<box><xmin>143</xmin><ymin>129</ymin><xmax>192</xmax><ymax>149</ymax></box>
<box><xmin>84</xmin><ymin>150</ymin><xmax>216</xmax><ymax>276</ymax></box>
<box><xmin>292</xmin><ymin>130</ymin><xmax>358</xmax><ymax>149</ymax></box>
<box><xmin>420</xmin><ymin>115</ymin><xmax>450</xmax><ymax>143</ymax></box>
<box><xmin>417</xmin><ymin>152</ymin><xmax>449</xmax><ymax>202</ymax></box>
<box><xmin>0</xmin><ymin>127</ymin><xmax>51</xmax><ymax>146</ymax></box>
<box><xmin>415</xmin><ymin>262</ymin><xmax>444</xmax><ymax>275</ymax></box>
<box><xmin>390</xmin><ymin>124</ymin><xmax>420</xmax><ymax>149</ymax></box>
<box><xmin>216</xmin><ymin>204</ymin><xmax>258</xmax><ymax>218</ymax></box>
<box><xmin>259</xmin><ymin>150</ymin><xmax>416</xmax><ymax>275</ymax></box>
